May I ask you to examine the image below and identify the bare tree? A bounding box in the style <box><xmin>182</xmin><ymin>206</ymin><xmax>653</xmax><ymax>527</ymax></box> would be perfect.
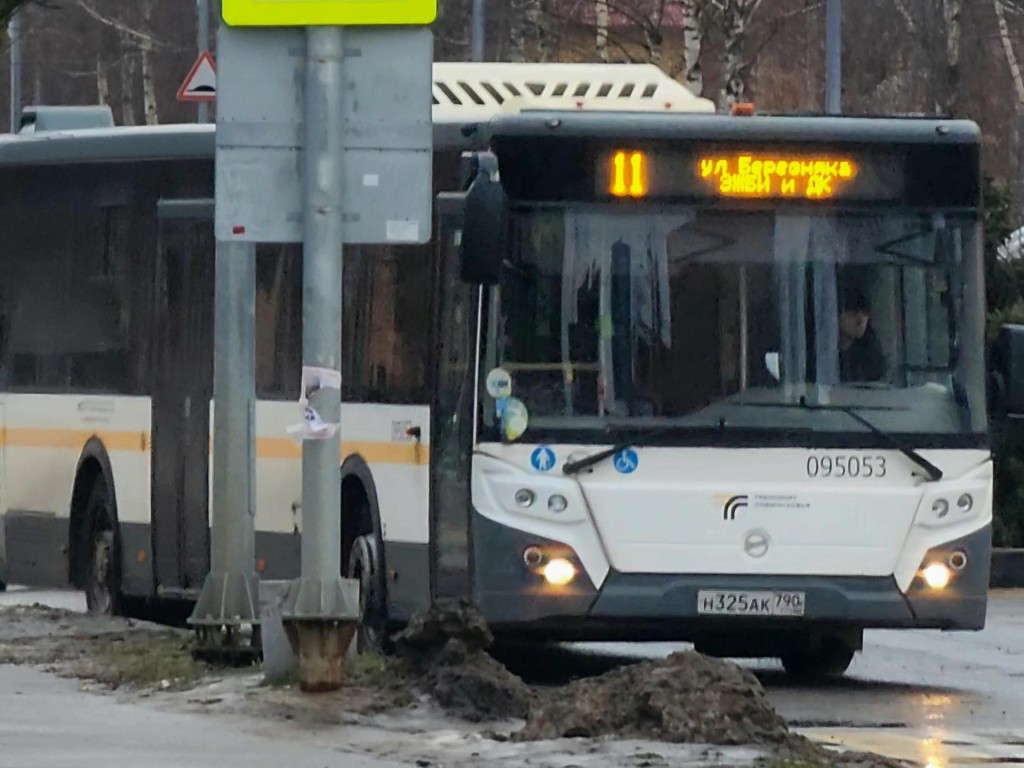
<box><xmin>677</xmin><ymin>0</ymin><xmax>708</xmax><ymax>95</ymax></box>
<box><xmin>596</xmin><ymin>0</ymin><xmax>610</xmax><ymax>61</ymax></box>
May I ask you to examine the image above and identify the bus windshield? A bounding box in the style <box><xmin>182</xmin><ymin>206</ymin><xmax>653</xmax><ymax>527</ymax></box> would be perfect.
<box><xmin>489</xmin><ymin>206</ymin><xmax>985</xmax><ymax>440</ymax></box>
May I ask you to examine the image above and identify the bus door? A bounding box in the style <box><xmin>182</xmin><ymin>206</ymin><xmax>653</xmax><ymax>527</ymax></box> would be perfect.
<box><xmin>430</xmin><ymin>194</ymin><xmax>478</xmax><ymax>600</ymax></box>
<box><xmin>151</xmin><ymin>201</ymin><xmax>215</xmax><ymax>598</ymax></box>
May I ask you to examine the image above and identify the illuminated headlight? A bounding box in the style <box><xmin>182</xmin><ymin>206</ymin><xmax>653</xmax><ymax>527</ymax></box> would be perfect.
<box><xmin>548</xmin><ymin>495</ymin><xmax>568</xmax><ymax>514</ymax></box>
<box><xmin>932</xmin><ymin>499</ymin><xmax>950</xmax><ymax>519</ymax></box>
<box><xmin>922</xmin><ymin>563</ymin><xmax>952</xmax><ymax>590</ymax></box>
<box><xmin>514</xmin><ymin>489</ymin><xmax>536</xmax><ymax>508</ymax></box>
<box><xmin>543</xmin><ymin>558</ymin><xmax>576</xmax><ymax>586</ymax></box>
<box><xmin>957</xmin><ymin>494</ymin><xmax>974</xmax><ymax>513</ymax></box>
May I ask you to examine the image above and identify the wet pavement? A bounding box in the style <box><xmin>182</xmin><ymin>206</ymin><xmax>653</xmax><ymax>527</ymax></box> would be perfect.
<box><xmin>568</xmin><ymin>590</ymin><xmax>1024</xmax><ymax>767</ymax></box>
<box><xmin>2</xmin><ymin>586</ymin><xmax>1023</xmax><ymax>767</ymax></box>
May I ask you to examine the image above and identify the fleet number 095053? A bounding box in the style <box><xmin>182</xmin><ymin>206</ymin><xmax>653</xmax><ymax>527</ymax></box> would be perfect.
<box><xmin>806</xmin><ymin>454</ymin><xmax>887</xmax><ymax>478</ymax></box>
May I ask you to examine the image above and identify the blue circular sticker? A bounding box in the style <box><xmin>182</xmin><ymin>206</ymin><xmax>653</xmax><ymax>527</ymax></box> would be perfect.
<box><xmin>530</xmin><ymin>446</ymin><xmax>556</xmax><ymax>473</ymax></box>
<box><xmin>613</xmin><ymin>448</ymin><xmax>639</xmax><ymax>475</ymax></box>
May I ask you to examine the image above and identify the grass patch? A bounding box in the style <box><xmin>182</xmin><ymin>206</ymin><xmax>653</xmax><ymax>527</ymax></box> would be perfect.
<box><xmin>82</xmin><ymin>630</ymin><xmax>209</xmax><ymax>691</ymax></box>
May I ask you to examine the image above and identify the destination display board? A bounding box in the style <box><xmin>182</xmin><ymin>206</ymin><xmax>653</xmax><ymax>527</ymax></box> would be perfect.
<box><xmin>596</xmin><ymin>148</ymin><xmax>905</xmax><ymax>202</ymax></box>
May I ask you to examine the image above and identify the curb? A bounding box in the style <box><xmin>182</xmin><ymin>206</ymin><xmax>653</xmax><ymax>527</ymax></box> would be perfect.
<box><xmin>990</xmin><ymin>548</ymin><xmax>1024</xmax><ymax>588</ymax></box>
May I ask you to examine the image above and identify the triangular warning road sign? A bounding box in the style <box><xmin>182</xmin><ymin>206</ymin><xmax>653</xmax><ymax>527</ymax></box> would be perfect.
<box><xmin>178</xmin><ymin>51</ymin><xmax>217</xmax><ymax>103</ymax></box>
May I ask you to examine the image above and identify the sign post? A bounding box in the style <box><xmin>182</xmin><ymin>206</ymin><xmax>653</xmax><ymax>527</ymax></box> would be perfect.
<box><xmin>192</xmin><ymin>0</ymin><xmax>435</xmax><ymax>691</ymax></box>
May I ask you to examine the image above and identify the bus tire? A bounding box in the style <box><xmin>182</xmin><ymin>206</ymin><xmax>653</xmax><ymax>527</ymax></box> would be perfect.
<box><xmin>347</xmin><ymin>533</ymin><xmax>387</xmax><ymax>655</ymax></box>
<box><xmin>83</xmin><ymin>478</ymin><xmax>122</xmax><ymax>616</ymax></box>
<box><xmin>780</xmin><ymin>640</ymin><xmax>855</xmax><ymax>682</ymax></box>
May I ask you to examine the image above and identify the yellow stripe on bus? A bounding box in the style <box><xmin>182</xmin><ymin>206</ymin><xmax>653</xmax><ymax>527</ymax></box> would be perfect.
<box><xmin>2</xmin><ymin>428</ymin><xmax>147</xmax><ymax>453</ymax></box>
<box><xmin>0</xmin><ymin>428</ymin><xmax>429</xmax><ymax>466</ymax></box>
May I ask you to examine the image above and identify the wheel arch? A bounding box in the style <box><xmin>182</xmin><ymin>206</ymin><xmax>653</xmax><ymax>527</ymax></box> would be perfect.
<box><xmin>68</xmin><ymin>437</ymin><xmax>120</xmax><ymax>589</ymax></box>
<box><xmin>340</xmin><ymin>454</ymin><xmax>385</xmax><ymax>579</ymax></box>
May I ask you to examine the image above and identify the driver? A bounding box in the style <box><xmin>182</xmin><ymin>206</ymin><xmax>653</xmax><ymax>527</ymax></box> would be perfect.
<box><xmin>839</xmin><ymin>286</ymin><xmax>887</xmax><ymax>383</ymax></box>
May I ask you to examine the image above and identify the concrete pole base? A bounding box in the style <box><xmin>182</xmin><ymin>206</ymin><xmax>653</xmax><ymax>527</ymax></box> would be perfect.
<box><xmin>188</xmin><ymin>571</ymin><xmax>262</xmax><ymax>665</ymax></box>
<box><xmin>280</xmin><ymin>575</ymin><xmax>361</xmax><ymax>692</ymax></box>
<box><xmin>282</xmin><ymin>619</ymin><xmax>358</xmax><ymax>692</ymax></box>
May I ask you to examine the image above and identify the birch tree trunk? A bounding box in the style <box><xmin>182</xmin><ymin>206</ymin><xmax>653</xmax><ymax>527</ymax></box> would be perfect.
<box><xmin>507</xmin><ymin>0</ymin><xmax>528</xmax><ymax>62</ymax></box>
<box><xmin>96</xmin><ymin>56</ymin><xmax>110</xmax><ymax>107</ymax></box>
<box><xmin>140</xmin><ymin>38</ymin><xmax>158</xmax><ymax>124</ymax></box>
<box><xmin>596</xmin><ymin>0</ymin><xmax>610</xmax><ymax>62</ymax></box>
<box><xmin>120</xmin><ymin>30</ymin><xmax>137</xmax><ymax>126</ymax></box>
<box><xmin>528</xmin><ymin>0</ymin><xmax>554</xmax><ymax>62</ymax></box>
<box><xmin>139</xmin><ymin>0</ymin><xmax>159</xmax><ymax>124</ymax></box>
<box><xmin>993</xmin><ymin>0</ymin><xmax>1024</xmax><ymax>105</ymax></box>
<box><xmin>717</xmin><ymin>0</ymin><xmax>764</xmax><ymax>109</ymax></box>
<box><xmin>681</xmin><ymin>0</ymin><xmax>705</xmax><ymax>95</ymax></box>
<box><xmin>643</xmin><ymin>3</ymin><xmax>665</xmax><ymax>67</ymax></box>
<box><xmin>993</xmin><ymin>0</ymin><xmax>1024</xmax><ymax>210</ymax></box>
<box><xmin>940</xmin><ymin>0</ymin><xmax>962</xmax><ymax>115</ymax></box>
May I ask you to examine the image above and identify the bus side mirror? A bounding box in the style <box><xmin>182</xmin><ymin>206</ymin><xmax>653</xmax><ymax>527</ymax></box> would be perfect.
<box><xmin>989</xmin><ymin>324</ymin><xmax>1024</xmax><ymax>415</ymax></box>
<box><xmin>460</xmin><ymin>158</ymin><xmax>506</xmax><ymax>286</ymax></box>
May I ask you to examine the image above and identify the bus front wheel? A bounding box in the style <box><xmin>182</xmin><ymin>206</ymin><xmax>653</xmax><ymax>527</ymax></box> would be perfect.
<box><xmin>83</xmin><ymin>479</ymin><xmax>121</xmax><ymax>616</ymax></box>
<box><xmin>347</xmin><ymin>534</ymin><xmax>387</xmax><ymax>655</ymax></box>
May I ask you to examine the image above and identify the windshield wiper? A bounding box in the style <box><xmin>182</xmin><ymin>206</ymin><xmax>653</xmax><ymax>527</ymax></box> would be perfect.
<box><xmin>561</xmin><ymin>424</ymin><xmax>694</xmax><ymax>476</ymax></box>
<box><xmin>795</xmin><ymin>397</ymin><xmax>943</xmax><ymax>482</ymax></box>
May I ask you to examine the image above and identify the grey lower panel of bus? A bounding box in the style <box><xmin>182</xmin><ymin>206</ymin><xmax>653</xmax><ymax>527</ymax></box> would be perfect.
<box><xmin>472</xmin><ymin>511</ymin><xmax>992</xmax><ymax>640</ymax></box>
<box><xmin>1</xmin><ymin>511</ymin><xmax>68</xmax><ymax>588</ymax></box>
<box><xmin>2</xmin><ymin>513</ymin><xmax>431</xmax><ymax>622</ymax></box>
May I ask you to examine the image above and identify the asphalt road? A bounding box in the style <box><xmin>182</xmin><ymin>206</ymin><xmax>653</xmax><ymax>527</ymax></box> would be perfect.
<box><xmin>3</xmin><ymin>586</ymin><xmax>1024</xmax><ymax>767</ymax></box>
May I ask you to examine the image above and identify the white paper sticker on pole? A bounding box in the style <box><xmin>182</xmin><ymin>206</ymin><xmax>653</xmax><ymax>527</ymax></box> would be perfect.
<box><xmin>286</xmin><ymin>366</ymin><xmax>342</xmax><ymax>442</ymax></box>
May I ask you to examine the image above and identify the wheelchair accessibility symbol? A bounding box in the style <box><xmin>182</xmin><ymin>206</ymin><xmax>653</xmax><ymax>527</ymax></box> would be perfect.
<box><xmin>613</xmin><ymin>448</ymin><xmax>639</xmax><ymax>475</ymax></box>
<box><xmin>530</xmin><ymin>446</ymin><xmax>556</xmax><ymax>473</ymax></box>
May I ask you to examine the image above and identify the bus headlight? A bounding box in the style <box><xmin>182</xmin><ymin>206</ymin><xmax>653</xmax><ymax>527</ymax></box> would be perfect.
<box><xmin>548</xmin><ymin>494</ymin><xmax>568</xmax><ymax>514</ymax></box>
<box><xmin>932</xmin><ymin>499</ymin><xmax>950</xmax><ymax>519</ymax></box>
<box><xmin>515</xmin><ymin>489</ymin><xmax>536</xmax><ymax>508</ymax></box>
<box><xmin>543</xmin><ymin>558</ymin><xmax>577</xmax><ymax>586</ymax></box>
<box><xmin>957</xmin><ymin>494</ymin><xmax>974</xmax><ymax>513</ymax></box>
<box><xmin>922</xmin><ymin>563</ymin><xmax>952</xmax><ymax>590</ymax></box>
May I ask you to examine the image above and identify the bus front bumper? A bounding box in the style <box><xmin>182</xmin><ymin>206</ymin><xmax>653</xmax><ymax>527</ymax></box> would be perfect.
<box><xmin>473</xmin><ymin>513</ymin><xmax>991</xmax><ymax>640</ymax></box>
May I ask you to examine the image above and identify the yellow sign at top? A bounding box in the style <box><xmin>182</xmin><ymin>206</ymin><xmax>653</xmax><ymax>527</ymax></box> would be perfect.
<box><xmin>223</xmin><ymin>0</ymin><xmax>438</xmax><ymax>26</ymax></box>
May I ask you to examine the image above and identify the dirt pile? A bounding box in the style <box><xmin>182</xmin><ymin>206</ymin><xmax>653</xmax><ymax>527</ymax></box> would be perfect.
<box><xmin>393</xmin><ymin>599</ymin><xmax>534</xmax><ymax>723</ymax></box>
<box><xmin>516</xmin><ymin>651</ymin><xmax>802</xmax><ymax>750</ymax></box>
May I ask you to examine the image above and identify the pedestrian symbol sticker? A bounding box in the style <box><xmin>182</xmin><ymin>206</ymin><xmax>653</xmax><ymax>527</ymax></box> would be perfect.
<box><xmin>613</xmin><ymin>448</ymin><xmax>638</xmax><ymax>474</ymax></box>
<box><xmin>531</xmin><ymin>446</ymin><xmax>556</xmax><ymax>473</ymax></box>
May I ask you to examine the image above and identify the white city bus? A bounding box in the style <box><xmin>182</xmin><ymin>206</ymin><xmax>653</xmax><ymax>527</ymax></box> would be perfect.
<box><xmin>0</xmin><ymin>62</ymin><xmax>1017</xmax><ymax>678</ymax></box>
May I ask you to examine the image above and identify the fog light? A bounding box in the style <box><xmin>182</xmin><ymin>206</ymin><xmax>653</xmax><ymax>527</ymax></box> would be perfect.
<box><xmin>949</xmin><ymin>550</ymin><xmax>968</xmax><ymax>571</ymax></box>
<box><xmin>548</xmin><ymin>494</ymin><xmax>568</xmax><ymax>514</ymax></box>
<box><xmin>957</xmin><ymin>494</ymin><xmax>974</xmax><ymax>513</ymax></box>
<box><xmin>515</xmin><ymin>488</ymin><xmax>535</xmax><ymax>508</ymax></box>
<box><xmin>932</xmin><ymin>499</ymin><xmax>949</xmax><ymax>519</ymax></box>
<box><xmin>543</xmin><ymin>558</ymin><xmax>576</xmax><ymax>586</ymax></box>
<box><xmin>523</xmin><ymin>547</ymin><xmax>544</xmax><ymax>567</ymax></box>
<box><xmin>922</xmin><ymin>563</ymin><xmax>952</xmax><ymax>590</ymax></box>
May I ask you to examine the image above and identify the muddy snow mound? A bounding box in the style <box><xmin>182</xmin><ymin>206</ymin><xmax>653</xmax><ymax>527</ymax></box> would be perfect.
<box><xmin>393</xmin><ymin>599</ymin><xmax>534</xmax><ymax>723</ymax></box>
<box><xmin>516</xmin><ymin>650</ymin><xmax>798</xmax><ymax>748</ymax></box>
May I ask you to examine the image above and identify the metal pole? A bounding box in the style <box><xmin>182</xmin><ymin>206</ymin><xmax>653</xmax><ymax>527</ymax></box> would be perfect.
<box><xmin>281</xmin><ymin>25</ymin><xmax>360</xmax><ymax>694</ymax></box>
<box><xmin>471</xmin><ymin>0</ymin><xmax>485</xmax><ymax>61</ymax></box>
<box><xmin>188</xmin><ymin>238</ymin><xmax>260</xmax><ymax>661</ymax></box>
<box><xmin>9</xmin><ymin>9</ymin><xmax>23</xmax><ymax>132</ymax></box>
<box><xmin>825</xmin><ymin>0</ymin><xmax>841</xmax><ymax>115</ymax></box>
<box><xmin>197</xmin><ymin>0</ymin><xmax>210</xmax><ymax>123</ymax></box>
